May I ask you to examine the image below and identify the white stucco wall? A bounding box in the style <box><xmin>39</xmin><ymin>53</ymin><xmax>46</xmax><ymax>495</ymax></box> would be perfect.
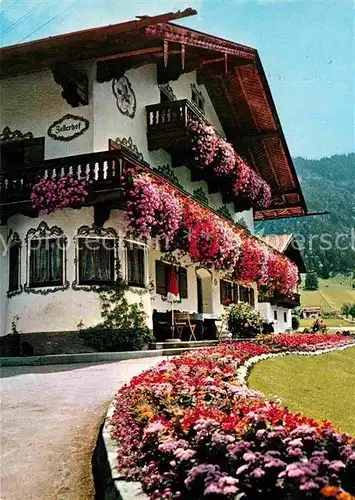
<box><xmin>1</xmin><ymin>63</ymin><xmax>257</xmax><ymax>335</ymax></box>
<box><xmin>258</xmin><ymin>302</ymin><xmax>292</xmax><ymax>333</ymax></box>
<box><xmin>0</xmin><ymin>64</ymin><xmax>94</xmax><ymax>159</ymax></box>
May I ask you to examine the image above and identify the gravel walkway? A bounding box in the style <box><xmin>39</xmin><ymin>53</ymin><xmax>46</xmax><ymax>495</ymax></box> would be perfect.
<box><xmin>0</xmin><ymin>357</ymin><xmax>163</xmax><ymax>500</ymax></box>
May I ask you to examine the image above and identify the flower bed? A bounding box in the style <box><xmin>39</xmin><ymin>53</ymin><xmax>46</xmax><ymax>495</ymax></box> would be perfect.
<box><xmin>110</xmin><ymin>334</ymin><xmax>355</xmax><ymax>499</ymax></box>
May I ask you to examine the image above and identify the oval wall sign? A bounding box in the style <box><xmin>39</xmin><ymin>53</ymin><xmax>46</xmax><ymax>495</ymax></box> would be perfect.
<box><xmin>47</xmin><ymin>114</ymin><xmax>89</xmax><ymax>141</ymax></box>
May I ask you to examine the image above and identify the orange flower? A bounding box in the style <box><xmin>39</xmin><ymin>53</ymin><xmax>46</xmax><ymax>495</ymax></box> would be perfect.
<box><xmin>321</xmin><ymin>485</ymin><xmax>340</xmax><ymax>497</ymax></box>
<box><xmin>337</xmin><ymin>493</ymin><xmax>355</xmax><ymax>500</ymax></box>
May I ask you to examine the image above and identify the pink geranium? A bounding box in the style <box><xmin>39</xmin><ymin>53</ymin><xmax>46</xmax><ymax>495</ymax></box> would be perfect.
<box><xmin>31</xmin><ymin>174</ymin><xmax>88</xmax><ymax>214</ymax></box>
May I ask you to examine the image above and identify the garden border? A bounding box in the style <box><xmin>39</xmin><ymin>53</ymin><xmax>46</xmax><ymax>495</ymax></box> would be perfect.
<box><xmin>98</xmin><ymin>341</ymin><xmax>355</xmax><ymax>500</ymax></box>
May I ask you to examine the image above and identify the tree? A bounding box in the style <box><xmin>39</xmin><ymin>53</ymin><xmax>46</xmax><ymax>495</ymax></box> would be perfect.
<box><xmin>319</xmin><ymin>261</ymin><xmax>330</xmax><ymax>279</ymax></box>
<box><xmin>349</xmin><ymin>304</ymin><xmax>355</xmax><ymax>319</ymax></box>
<box><xmin>304</xmin><ymin>271</ymin><xmax>319</xmax><ymax>291</ymax></box>
<box><xmin>341</xmin><ymin>303</ymin><xmax>351</xmax><ymax>317</ymax></box>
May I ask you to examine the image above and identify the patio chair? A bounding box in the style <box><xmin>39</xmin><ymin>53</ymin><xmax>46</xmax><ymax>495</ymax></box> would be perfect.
<box><xmin>173</xmin><ymin>311</ymin><xmax>197</xmax><ymax>341</ymax></box>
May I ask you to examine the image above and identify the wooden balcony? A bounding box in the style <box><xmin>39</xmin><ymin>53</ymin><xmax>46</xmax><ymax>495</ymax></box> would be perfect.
<box><xmin>146</xmin><ymin>99</ymin><xmax>208</xmax><ymax>154</ymax></box>
<box><xmin>259</xmin><ymin>292</ymin><xmax>301</xmax><ymax>309</ymax></box>
<box><xmin>0</xmin><ymin>146</ymin><xmax>146</xmax><ymax>224</ymax></box>
<box><xmin>146</xmin><ymin>99</ymin><xmax>235</xmax><ymax>205</ymax></box>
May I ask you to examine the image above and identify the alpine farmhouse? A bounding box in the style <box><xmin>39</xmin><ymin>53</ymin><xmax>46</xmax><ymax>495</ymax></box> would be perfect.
<box><xmin>0</xmin><ymin>9</ymin><xmax>307</xmax><ymax>353</ymax></box>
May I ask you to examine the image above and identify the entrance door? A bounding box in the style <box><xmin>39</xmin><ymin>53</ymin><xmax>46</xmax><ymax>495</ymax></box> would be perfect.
<box><xmin>195</xmin><ymin>269</ymin><xmax>213</xmax><ymax>314</ymax></box>
<box><xmin>197</xmin><ymin>276</ymin><xmax>203</xmax><ymax>313</ymax></box>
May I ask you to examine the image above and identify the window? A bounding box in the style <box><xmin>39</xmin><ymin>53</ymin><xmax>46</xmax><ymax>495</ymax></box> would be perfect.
<box><xmin>155</xmin><ymin>261</ymin><xmax>188</xmax><ymax>299</ymax></box>
<box><xmin>274</xmin><ymin>310</ymin><xmax>278</xmax><ymax>321</ymax></box>
<box><xmin>78</xmin><ymin>238</ymin><xmax>115</xmax><ymax>285</ymax></box>
<box><xmin>0</xmin><ymin>137</ymin><xmax>44</xmax><ymax>170</ymax></box>
<box><xmin>191</xmin><ymin>84</ymin><xmax>205</xmax><ymax>113</ymax></box>
<box><xmin>29</xmin><ymin>238</ymin><xmax>63</xmax><ymax>287</ymax></box>
<box><xmin>8</xmin><ymin>237</ymin><xmax>21</xmax><ymax>292</ymax></box>
<box><xmin>220</xmin><ymin>280</ymin><xmax>236</xmax><ymax>305</ymax></box>
<box><xmin>127</xmin><ymin>243</ymin><xmax>146</xmax><ymax>287</ymax></box>
<box><xmin>239</xmin><ymin>285</ymin><xmax>250</xmax><ymax>304</ymax></box>
<box><xmin>284</xmin><ymin>312</ymin><xmax>288</xmax><ymax>322</ymax></box>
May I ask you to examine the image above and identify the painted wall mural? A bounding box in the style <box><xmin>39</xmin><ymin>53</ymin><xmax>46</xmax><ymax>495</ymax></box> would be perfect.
<box><xmin>112</xmin><ymin>76</ymin><xmax>136</xmax><ymax>118</ymax></box>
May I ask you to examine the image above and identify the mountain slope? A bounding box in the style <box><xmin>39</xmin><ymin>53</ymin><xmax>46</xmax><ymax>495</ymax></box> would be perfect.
<box><xmin>256</xmin><ymin>154</ymin><xmax>355</xmax><ymax>276</ymax></box>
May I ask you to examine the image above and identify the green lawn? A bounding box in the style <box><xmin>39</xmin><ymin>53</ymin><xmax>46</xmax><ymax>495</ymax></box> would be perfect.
<box><xmin>299</xmin><ymin>274</ymin><xmax>355</xmax><ymax>313</ymax></box>
<box><xmin>249</xmin><ymin>347</ymin><xmax>355</xmax><ymax>435</ymax></box>
<box><xmin>300</xmin><ymin>317</ymin><xmax>354</xmax><ymax>328</ymax></box>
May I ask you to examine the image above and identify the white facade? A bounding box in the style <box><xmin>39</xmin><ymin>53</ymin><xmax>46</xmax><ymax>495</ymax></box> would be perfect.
<box><xmin>258</xmin><ymin>302</ymin><xmax>292</xmax><ymax>333</ymax></box>
<box><xmin>0</xmin><ymin>62</ymin><xmax>257</xmax><ymax>336</ymax></box>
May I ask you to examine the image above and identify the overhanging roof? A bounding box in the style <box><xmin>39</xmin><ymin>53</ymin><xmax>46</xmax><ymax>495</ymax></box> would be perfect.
<box><xmin>0</xmin><ymin>8</ymin><xmax>307</xmax><ymax>221</ymax></box>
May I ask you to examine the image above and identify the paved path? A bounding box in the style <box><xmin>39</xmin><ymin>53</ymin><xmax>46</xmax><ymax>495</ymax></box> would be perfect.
<box><xmin>0</xmin><ymin>357</ymin><xmax>163</xmax><ymax>500</ymax></box>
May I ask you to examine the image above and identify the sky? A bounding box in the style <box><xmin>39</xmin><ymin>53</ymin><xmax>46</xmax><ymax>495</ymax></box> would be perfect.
<box><xmin>0</xmin><ymin>0</ymin><xmax>354</xmax><ymax>159</ymax></box>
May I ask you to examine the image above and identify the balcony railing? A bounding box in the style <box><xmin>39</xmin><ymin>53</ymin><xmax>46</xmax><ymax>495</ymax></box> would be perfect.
<box><xmin>146</xmin><ymin>99</ymin><xmax>234</xmax><ymax>204</ymax></box>
<box><xmin>0</xmin><ymin>146</ymin><xmax>146</xmax><ymax>222</ymax></box>
<box><xmin>146</xmin><ymin>99</ymin><xmax>209</xmax><ymax>154</ymax></box>
<box><xmin>258</xmin><ymin>292</ymin><xmax>301</xmax><ymax>309</ymax></box>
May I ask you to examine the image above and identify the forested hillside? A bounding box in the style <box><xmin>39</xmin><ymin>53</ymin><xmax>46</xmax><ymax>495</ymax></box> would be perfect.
<box><xmin>256</xmin><ymin>154</ymin><xmax>355</xmax><ymax>276</ymax></box>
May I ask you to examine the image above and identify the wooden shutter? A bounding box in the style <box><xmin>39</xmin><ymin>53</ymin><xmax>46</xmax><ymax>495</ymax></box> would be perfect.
<box><xmin>156</xmin><ymin>261</ymin><xmax>167</xmax><ymax>295</ymax></box>
<box><xmin>8</xmin><ymin>244</ymin><xmax>20</xmax><ymax>292</ymax></box>
<box><xmin>179</xmin><ymin>267</ymin><xmax>188</xmax><ymax>298</ymax></box>
<box><xmin>249</xmin><ymin>288</ymin><xmax>255</xmax><ymax>307</ymax></box>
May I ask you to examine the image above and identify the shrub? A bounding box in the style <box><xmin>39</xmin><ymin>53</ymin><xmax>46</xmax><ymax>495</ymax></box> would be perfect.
<box><xmin>79</xmin><ymin>277</ymin><xmax>154</xmax><ymax>352</ymax></box>
<box><xmin>227</xmin><ymin>302</ymin><xmax>263</xmax><ymax>338</ymax></box>
<box><xmin>291</xmin><ymin>315</ymin><xmax>300</xmax><ymax>330</ymax></box>
<box><xmin>79</xmin><ymin>326</ymin><xmax>153</xmax><ymax>352</ymax></box>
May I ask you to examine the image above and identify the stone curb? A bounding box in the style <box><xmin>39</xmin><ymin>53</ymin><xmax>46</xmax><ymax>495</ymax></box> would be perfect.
<box><xmin>0</xmin><ymin>345</ymin><xmax>219</xmax><ymax>367</ymax></box>
<box><xmin>97</xmin><ymin>341</ymin><xmax>355</xmax><ymax>499</ymax></box>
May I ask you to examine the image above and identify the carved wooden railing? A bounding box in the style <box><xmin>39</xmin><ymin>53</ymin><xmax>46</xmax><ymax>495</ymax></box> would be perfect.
<box><xmin>0</xmin><ymin>147</ymin><xmax>145</xmax><ymax>206</ymax></box>
<box><xmin>146</xmin><ymin>99</ymin><xmax>209</xmax><ymax>153</ymax></box>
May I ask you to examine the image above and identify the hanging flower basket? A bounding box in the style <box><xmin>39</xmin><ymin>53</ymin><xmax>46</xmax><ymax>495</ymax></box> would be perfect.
<box><xmin>30</xmin><ymin>174</ymin><xmax>88</xmax><ymax>214</ymax></box>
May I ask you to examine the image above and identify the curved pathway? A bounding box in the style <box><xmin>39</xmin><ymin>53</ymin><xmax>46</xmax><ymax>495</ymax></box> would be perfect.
<box><xmin>0</xmin><ymin>357</ymin><xmax>163</xmax><ymax>500</ymax></box>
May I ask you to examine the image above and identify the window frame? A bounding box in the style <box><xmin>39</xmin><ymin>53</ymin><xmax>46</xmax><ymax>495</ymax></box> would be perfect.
<box><xmin>274</xmin><ymin>310</ymin><xmax>278</xmax><ymax>321</ymax></box>
<box><xmin>220</xmin><ymin>279</ymin><xmax>239</xmax><ymax>305</ymax></box>
<box><xmin>125</xmin><ymin>240</ymin><xmax>148</xmax><ymax>289</ymax></box>
<box><xmin>29</xmin><ymin>237</ymin><xmax>64</xmax><ymax>288</ymax></box>
<box><xmin>25</xmin><ymin>222</ymin><xmax>68</xmax><ymax>294</ymax></box>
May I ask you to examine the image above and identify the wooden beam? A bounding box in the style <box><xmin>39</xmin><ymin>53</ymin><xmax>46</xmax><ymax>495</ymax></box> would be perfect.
<box><xmin>200</xmin><ymin>57</ymin><xmax>225</xmax><ymax>67</ymax></box>
<box><xmin>52</xmin><ymin>63</ymin><xmax>88</xmax><ymax>107</ymax></box>
<box><xmin>96</xmin><ymin>46</ymin><xmax>162</xmax><ymax>62</ymax></box>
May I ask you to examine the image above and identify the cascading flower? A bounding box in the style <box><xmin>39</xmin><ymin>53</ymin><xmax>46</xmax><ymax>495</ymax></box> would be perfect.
<box><xmin>234</xmin><ymin>238</ymin><xmax>261</xmax><ymax>284</ymax></box>
<box><xmin>233</xmin><ymin>155</ymin><xmax>272</xmax><ymax>209</ymax></box>
<box><xmin>123</xmin><ymin>169</ymin><xmax>298</xmax><ymax>295</ymax></box>
<box><xmin>188</xmin><ymin>119</ymin><xmax>218</xmax><ymax>166</ymax></box>
<box><xmin>30</xmin><ymin>174</ymin><xmax>88</xmax><ymax>214</ymax></box>
<box><xmin>256</xmin><ymin>180</ymin><xmax>272</xmax><ymax>209</ymax></box>
<box><xmin>126</xmin><ymin>173</ymin><xmax>182</xmax><ymax>242</ymax></box>
<box><xmin>213</xmin><ymin>139</ymin><xmax>236</xmax><ymax>176</ymax></box>
<box><xmin>214</xmin><ymin>221</ymin><xmax>242</xmax><ymax>270</ymax></box>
